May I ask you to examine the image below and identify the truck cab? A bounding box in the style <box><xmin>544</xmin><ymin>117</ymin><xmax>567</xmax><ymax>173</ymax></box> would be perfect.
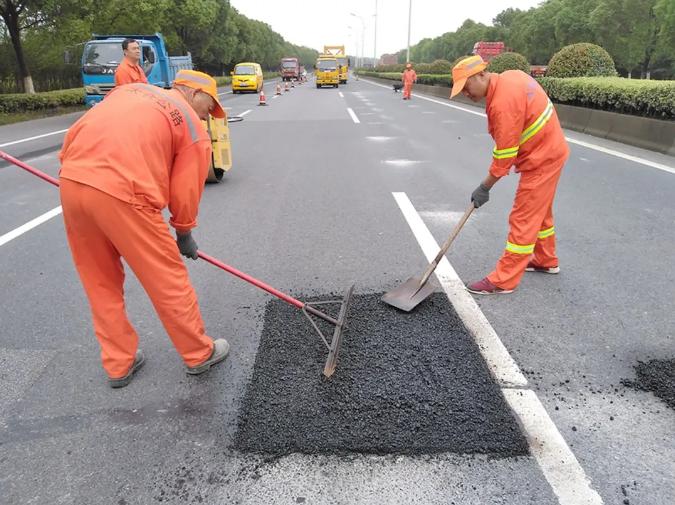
<box><xmin>81</xmin><ymin>33</ymin><xmax>192</xmax><ymax>107</ymax></box>
<box><xmin>315</xmin><ymin>57</ymin><xmax>339</xmax><ymax>88</ymax></box>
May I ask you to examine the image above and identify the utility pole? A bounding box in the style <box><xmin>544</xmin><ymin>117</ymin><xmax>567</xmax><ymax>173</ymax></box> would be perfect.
<box><xmin>406</xmin><ymin>0</ymin><xmax>412</xmax><ymax>63</ymax></box>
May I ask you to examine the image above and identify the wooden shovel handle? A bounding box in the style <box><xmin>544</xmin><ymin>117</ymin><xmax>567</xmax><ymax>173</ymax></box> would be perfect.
<box><xmin>418</xmin><ymin>203</ymin><xmax>475</xmax><ymax>287</ymax></box>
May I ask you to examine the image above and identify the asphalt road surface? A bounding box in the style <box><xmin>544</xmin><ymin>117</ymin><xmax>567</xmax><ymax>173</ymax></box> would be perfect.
<box><xmin>1</xmin><ymin>76</ymin><xmax>673</xmax><ymax>505</ymax></box>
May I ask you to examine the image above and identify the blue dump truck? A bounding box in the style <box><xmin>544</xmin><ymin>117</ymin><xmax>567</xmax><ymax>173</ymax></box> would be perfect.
<box><xmin>81</xmin><ymin>33</ymin><xmax>192</xmax><ymax>107</ymax></box>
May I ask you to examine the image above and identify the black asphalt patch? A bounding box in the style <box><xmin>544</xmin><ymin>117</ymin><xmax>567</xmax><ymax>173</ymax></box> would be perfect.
<box><xmin>234</xmin><ymin>292</ymin><xmax>529</xmax><ymax>457</ymax></box>
<box><xmin>623</xmin><ymin>358</ymin><xmax>675</xmax><ymax>410</ymax></box>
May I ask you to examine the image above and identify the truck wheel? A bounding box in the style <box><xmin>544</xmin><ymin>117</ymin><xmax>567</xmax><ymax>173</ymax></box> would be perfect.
<box><xmin>316</xmin><ymin>84</ymin><xmax>321</xmax><ymax>88</ymax></box>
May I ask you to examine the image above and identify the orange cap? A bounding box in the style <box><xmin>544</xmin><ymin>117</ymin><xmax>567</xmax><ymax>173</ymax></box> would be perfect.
<box><xmin>450</xmin><ymin>55</ymin><xmax>488</xmax><ymax>98</ymax></box>
<box><xmin>173</xmin><ymin>70</ymin><xmax>225</xmax><ymax>118</ymax></box>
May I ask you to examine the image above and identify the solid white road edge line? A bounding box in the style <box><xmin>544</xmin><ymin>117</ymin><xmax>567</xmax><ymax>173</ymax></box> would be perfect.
<box><xmin>0</xmin><ymin>129</ymin><xmax>69</xmax><ymax>148</ymax></box>
<box><xmin>392</xmin><ymin>191</ymin><xmax>603</xmax><ymax>505</ymax></box>
<box><xmin>361</xmin><ymin>78</ymin><xmax>674</xmax><ymax>175</ymax></box>
<box><xmin>347</xmin><ymin>107</ymin><xmax>360</xmax><ymax>124</ymax></box>
<box><xmin>391</xmin><ymin>192</ymin><xmax>526</xmax><ymax>387</ymax></box>
<box><xmin>0</xmin><ymin>206</ymin><xmax>62</xmax><ymax>247</ymax></box>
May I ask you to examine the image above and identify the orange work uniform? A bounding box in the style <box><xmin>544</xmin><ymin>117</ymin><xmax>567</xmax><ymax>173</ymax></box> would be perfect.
<box><xmin>485</xmin><ymin>70</ymin><xmax>569</xmax><ymax>290</ymax></box>
<box><xmin>59</xmin><ymin>83</ymin><xmax>214</xmax><ymax>378</ymax></box>
<box><xmin>114</xmin><ymin>58</ymin><xmax>149</xmax><ymax>86</ymax></box>
<box><xmin>402</xmin><ymin>69</ymin><xmax>417</xmax><ymax>99</ymax></box>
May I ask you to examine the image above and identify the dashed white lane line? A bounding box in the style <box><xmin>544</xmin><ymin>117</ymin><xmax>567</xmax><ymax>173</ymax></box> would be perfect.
<box><xmin>338</xmin><ymin>91</ymin><xmax>344</xmax><ymax>98</ymax></box>
<box><xmin>347</xmin><ymin>108</ymin><xmax>360</xmax><ymax>124</ymax></box>
<box><xmin>0</xmin><ymin>206</ymin><xmax>62</xmax><ymax>247</ymax></box>
<box><xmin>217</xmin><ymin>91</ymin><xmax>233</xmax><ymax>96</ymax></box>
<box><xmin>362</xmin><ymin>78</ymin><xmax>675</xmax><ymax>175</ymax></box>
<box><xmin>272</xmin><ymin>95</ymin><xmax>279</xmax><ymax>99</ymax></box>
<box><xmin>0</xmin><ymin>130</ymin><xmax>69</xmax><ymax>148</ymax></box>
<box><xmin>392</xmin><ymin>191</ymin><xmax>603</xmax><ymax>505</ymax></box>
<box><xmin>239</xmin><ymin>109</ymin><xmax>252</xmax><ymax>117</ymax></box>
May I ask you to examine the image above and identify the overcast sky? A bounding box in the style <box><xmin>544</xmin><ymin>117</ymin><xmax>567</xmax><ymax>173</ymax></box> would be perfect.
<box><xmin>229</xmin><ymin>0</ymin><xmax>543</xmax><ymax>58</ymax></box>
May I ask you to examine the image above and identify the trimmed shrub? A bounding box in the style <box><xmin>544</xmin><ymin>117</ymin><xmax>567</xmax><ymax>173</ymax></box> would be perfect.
<box><xmin>547</xmin><ymin>43</ymin><xmax>617</xmax><ymax>78</ymax></box>
<box><xmin>358</xmin><ymin>71</ymin><xmax>452</xmax><ymax>87</ymax></box>
<box><xmin>0</xmin><ymin>88</ymin><xmax>84</xmax><ymax>113</ymax></box>
<box><xmin>538</xmin><ymin>76</ymin><xmax>675</xmax><ymax>119</ymax></box>
<box><xmin>376</xmin><ymin>63</ymin><xmax>405</xmax><ymax>72</ymax></box>
<box><xmin>488</xmin><ymin>52</ymin><xmax>530</xmax><ymax>74</ymax></box>
<box><xmin>429</xmin><ymin>59</ymin><xmax>452</xmax><ymax>75</ymax></box>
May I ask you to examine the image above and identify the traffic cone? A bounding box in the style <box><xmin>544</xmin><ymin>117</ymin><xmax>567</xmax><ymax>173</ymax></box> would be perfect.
<box><xmin>285</xmin><ymin>81</ymin><xmax>290</xmax><ymax>92</ymax></box>
<box><xmin>258</xmin><ymin>89</ymin><xmax>267</xmax><ymax>106</ymax></box>
<box><xmin>275</xmin><ymin>83</ymin><xmax>281</xmax><ymax>95</ymax></box>
<box><xmin>291</xmin><ymin>80</ymin><xmax>295</xmax><ymax>88</ymax></box>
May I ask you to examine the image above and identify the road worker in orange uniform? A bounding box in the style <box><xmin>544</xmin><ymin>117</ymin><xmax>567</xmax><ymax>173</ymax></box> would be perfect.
<box><xmin>402</xmin><ymin>63</ymin><xmax>417</xmax><ymax>100</ymax></box>
<box><xmin>450</xmin><ymin>55</ymin><xmax>569</xmax><ymax>295</ymax></box>
<box><xmin>114</xmin><ymin>38</ymin><xmax>149</xmax><ymax>86</ymax></box>
<box><xmin>59</xmin><ymin>70</ymin><xmax>229</xmax><ymax>387</ymax></box>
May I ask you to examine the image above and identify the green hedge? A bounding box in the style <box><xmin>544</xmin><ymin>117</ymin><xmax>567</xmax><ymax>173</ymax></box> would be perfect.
<box><xmin>538</xmin><ymin>77</ymin><xmax>674</xmax><ymax>119</ymax></box>
<box><xmin>0</xmin><ymin>88</ymin><xmax>84</xmax><ymax>113</ymax></box>
<box><xmin>360</xmin><ymin>71</ymin><xmax>674</xmax><ymax>119</ymax></box>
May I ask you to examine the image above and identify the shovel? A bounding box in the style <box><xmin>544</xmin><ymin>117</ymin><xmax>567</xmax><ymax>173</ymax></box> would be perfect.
<box><xmin>382</xmin><ymin>203</ymin><xmax>475</xmax><ymax>312</ymax></box>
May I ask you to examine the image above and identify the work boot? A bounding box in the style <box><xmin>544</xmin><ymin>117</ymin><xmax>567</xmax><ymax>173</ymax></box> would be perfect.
<box><xmin>466</xmin><ymin>277</ymin><xmax>514</xmax><ymax>295</ymax></box>
<box><xmin>109</xmin><ymin>349</ymin><xmax>145</xmax><ymax>389</ymax></box>
<box><xmin>186</xmin><ymin>339</ymin><xmax>230</xmax><ymax>375</ymax></box>
<box><xmin>525</xmin><ymin>262</ymin><xmax>560</xmax><ymax>274</ymax></box>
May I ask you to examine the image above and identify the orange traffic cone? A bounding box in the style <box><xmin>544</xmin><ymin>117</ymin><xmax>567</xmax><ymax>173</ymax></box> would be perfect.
<box><xmin>258</xmin><ymin>89</ymin><xmax>267</xmax><ymax>106</ymax></box>
<box><xmin>275</xmin><ymin>83</ymin><xmax>281</xmax><ymax>95</ymax></box>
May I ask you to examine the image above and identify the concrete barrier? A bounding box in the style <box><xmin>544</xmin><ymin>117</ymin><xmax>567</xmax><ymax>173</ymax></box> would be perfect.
<box><xmin>362</xmin><ymin>75</ymin><xmax>675</xmax><ymax>156</ymax></box>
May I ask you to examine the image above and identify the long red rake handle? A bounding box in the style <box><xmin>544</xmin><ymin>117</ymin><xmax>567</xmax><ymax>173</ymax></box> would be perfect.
<box><xmin>0</xmin><ymin>149</ymin><xmax>336</xmax><ymax>324</ymax></box>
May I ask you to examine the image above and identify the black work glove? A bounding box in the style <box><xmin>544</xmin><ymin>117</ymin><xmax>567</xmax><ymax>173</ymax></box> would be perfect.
<box><xmin>176</xmin><ymin>231</ymin><xmax>199</xmax><ymax>260</ymax></box>
<box><xmin>471</xmin><ymin>183</ymin><xmax>490</xmax><ymax>208</ymax></box>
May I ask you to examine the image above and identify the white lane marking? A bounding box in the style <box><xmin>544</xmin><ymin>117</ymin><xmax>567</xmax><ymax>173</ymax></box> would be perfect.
<box><xmin>392</xmin><ymin>192</ymin><xmax>603</xmax><ymax>505</ymax></box>
<box><xmin>347</xmin><ymin>108</ymin><xmax>360</xmax><ymax>124</ymax></box>
<box><xmin>366</xmin><ymin>136</ymin><xmax>395</xmax><ymax>142</ymax></box>
<box><xmin>0</xmin><ymin>206</ymin><xmax>62</xmax><ymax>247</ymax></box>
<box><xmin>419</xmin><ymin>210</ymin><xmax>466</xmax><ymax>223</ymax></box>
<box><xmin>503</xmin><ymin>389</ymin><xmax>604</xmax><ymax>505</ymax></box>
<box><xmin>217</xmin><ymin>91</ymin><xmax>233</xmax><ymax>96</ymax></box>
<box><xmin>239</xmin><ymin>109</ymin><xmax>252</xmax><ymax>117</ymax></box>
<box><xmin>362</xmin><ymin>78</ymin><xmax>675</xmax><ymax>174</ymax></box>
<box><xmin>384</xmin><ymin>159</ymin><xmax>423</xmax><ymax>167</ymax></box>
<box><xmin>0</xmin><ymin>129</ymin><xmax>69</xmax><ymax>148</ymax></box>
<box><xmin>392</xmin><ymin>192</ymin><xmax>526</xmax><ymax>387</ymax></box>
<box><xmin>272</xmin><ymin>95</ymin><xmax>279</xmax><ymax>99</ymax></box>
<box><xmin>338</xmin><ymin>91</ymin><xmax>344</xmax><ymax>98</ymax></box>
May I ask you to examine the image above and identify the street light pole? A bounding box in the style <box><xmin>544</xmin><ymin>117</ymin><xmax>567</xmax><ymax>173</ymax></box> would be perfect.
<box><xmin>406</xmin><ymin>0</ymin><xmax>412</xmax><ymax>63</ymax></box>
<box><xmin>373</xmin><ymin>0</ymin><xmax>378</xmax><ymax>65</ymax></box>
<box><xmin>351</xmin><ymin>12</ymin><xmax>366</xmax><ymax>67</ymax></box>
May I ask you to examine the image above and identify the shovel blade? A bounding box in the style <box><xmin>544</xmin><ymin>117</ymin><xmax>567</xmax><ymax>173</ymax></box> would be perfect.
<box><xmin>381</xmin><ymin>276</ymin><xmax>438</xmax><ymax>312</ymax></box>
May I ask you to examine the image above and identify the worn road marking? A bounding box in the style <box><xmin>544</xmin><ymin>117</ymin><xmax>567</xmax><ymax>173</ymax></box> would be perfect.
<box><xmin>347</xmin><ymin>108</ymin><xmax>360</xmax><ymax>124</ymax></box>
<box><xmin>0</xmin><ymin>206</ymin><xmax>62</xmax><ymax>247</ymax></box>
<box><xmin>0</xmin><ymin>130</ymin><xmax>69</xmax><ymax>148</ymax></box>
<box><xmin>362</xmin><ymin>78</ymin><xmax>674</xmax><ymax>174</ymax></box>
<box><xmin>392</xmin><ymin>191</ymin><xmax>603</xmax><ymax>505</ymax></box>
<box><xmin>366</xmin><ymin>136</ymin><xmax>395</xmax><ymax>142</ymax></box>
<box><xmin>239</xmin><ymin>110</ymin><xmax>252</xmax><ymax>117</ymax></box>
<box><xmin>383</xmin><ymin>159</ymin><xmax>423</xmax><ymax>167</ymax></box>
<box><xmin>338</xmin><ymin>91</ymin><xmax>344</xmax><ymax>98</ymax></box>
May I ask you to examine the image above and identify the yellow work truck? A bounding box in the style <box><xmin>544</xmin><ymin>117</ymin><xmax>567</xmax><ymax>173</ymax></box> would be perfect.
<box><xmin>315</xmin><ymin>56</ymin><xmax>339</xmax><ymax>88</ymax></box>
<box><xmin>324</xmin><ymin>45</ymin><xmax>348</xmax><ymax>84</ymax></box>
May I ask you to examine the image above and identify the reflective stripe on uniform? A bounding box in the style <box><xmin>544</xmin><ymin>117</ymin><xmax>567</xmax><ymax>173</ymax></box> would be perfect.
<box><xmin>520</xmin><ymin>100</ymin><xmax>554</xmax><ymax>144</ymax></box>
<box><xmin>492</xmin><ymin>99</ymin><xmax>555</xmax><ymax>162</ymax></box>
<box><xmin>493</xmin><ymin>146</ymin><xmax>519</xmax><ymax>159</ymax></box>
<box><xmin>538</xmin><ymin>226</ymin><xmax>555</xmax><ymax>239</ymax></box>
<box><xmin>505</xmin><ymin>241</ymin><xmax>535</xmax><ymax>254</ymax></box>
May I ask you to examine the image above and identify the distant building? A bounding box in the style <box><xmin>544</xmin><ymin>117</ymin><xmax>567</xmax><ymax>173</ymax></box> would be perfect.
<box><xmin>379</xmin><ymin>53</ymin><xmax>398</xmax><ymax>66</ymax></box>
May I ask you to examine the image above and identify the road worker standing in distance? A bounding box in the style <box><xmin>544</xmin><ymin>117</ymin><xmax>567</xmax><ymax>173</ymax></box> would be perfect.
<box><xmin>114</xmin><ymin>38</ymin><xmax>149</xmax><ymax>86</ymax></box>
<box><xmin>402</xmin><ymin>63</ymin><xmax>417</xmax><ymax>100</ymax></box>
<box><xmin>450</xmin><ymin>55</ymin><xmax>569</xmax><ymax>295</ymax></box>
<box><xmin>59</xmin><ymin>70</ymin><xmax>229</xmax><ymax>387</ymax></box>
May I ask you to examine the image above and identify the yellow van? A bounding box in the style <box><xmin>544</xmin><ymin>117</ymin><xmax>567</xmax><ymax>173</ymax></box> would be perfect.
<box><xmin>315</xmin><ymin>57</ymin><xmax>339</xmax><ymax>88</ymax></box>
<box><xmin>231</xmin><ymin>62</ymin><xmax>263</xmax><ymax>93</ymax></box>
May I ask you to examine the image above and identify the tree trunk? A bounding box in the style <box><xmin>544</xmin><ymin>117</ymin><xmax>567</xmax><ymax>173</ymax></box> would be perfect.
<box><xmin>2</xmin><ymin>5</ymin><xmax>35</xmax><ymax>94</ymax></box>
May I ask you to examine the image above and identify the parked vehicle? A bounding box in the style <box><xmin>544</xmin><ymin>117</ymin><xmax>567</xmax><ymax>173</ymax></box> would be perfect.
<box><xmin>280</xmin><ymin>57</ymin><xmax>300</xmax><ymax>81</ymax></box>
<box><xmin>231</xmin><ymin>62</ymin><xmax>263</xmax><ymax>93</ymax></box>
<box><xmin>323</xmin><ymin>45</ymin><xmax>348</xmax><ymax>84</ymax></box>
<box><xmin>81</xmin><ymin>33</ymin><xmax>192</xmax><ymax>107</ymax></box>
<box><xmin>315</xmin><ymin>56</ymin><xmax>339</xmax><ymax>88</ymax></box>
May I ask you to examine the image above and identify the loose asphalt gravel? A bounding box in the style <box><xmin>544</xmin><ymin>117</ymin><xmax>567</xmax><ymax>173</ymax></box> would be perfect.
<box><xmin>234</xmin><ymin>292</ymin><xmax>529</xmax><ymax>457</ymax></box>
<box><xmin>622</xmin><ymin>358</ymin><xmax>675</xmax><ymax>410</ymax></box>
